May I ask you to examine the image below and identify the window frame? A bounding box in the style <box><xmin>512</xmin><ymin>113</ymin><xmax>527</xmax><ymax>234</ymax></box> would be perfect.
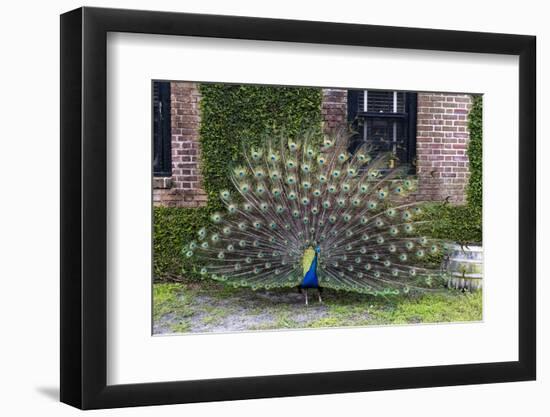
<box><xmin>348</xmin><ymin>89</ymin><xmax>417</xmax><ymax>171</ymax></box>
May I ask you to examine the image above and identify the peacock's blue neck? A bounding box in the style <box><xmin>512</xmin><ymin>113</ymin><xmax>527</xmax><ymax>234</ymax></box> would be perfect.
<box><xmin>300</xmin><ymin>253</ymin><xmax>319</xmax><ymax>288</ymax></box>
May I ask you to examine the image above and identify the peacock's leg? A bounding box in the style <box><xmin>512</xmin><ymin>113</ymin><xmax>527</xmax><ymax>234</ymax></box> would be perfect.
<box><xmin>318</xmin><ymin>287</ymin><xmax>323</xmax><ymax>303</ymax></box>
<box><xmin>305</xmin><ymin>289</ymin><xmax>308</xmax><ymax>306</ymax></box>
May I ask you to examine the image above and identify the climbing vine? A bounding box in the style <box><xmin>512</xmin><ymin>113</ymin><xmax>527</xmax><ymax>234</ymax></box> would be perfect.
<box><xmin>198</xmin><ymin>83</ymin><xmax>323</xmax><ymax>209</ymax></box>
<box><xmin>153</xmin><ymin>206</ymin><xmax>210</xmax><ymax>279</ymax></box>
<box><xmin>466</xmin><ymin>95</ymin><xmax>483</xmax><ymax>215</ymax></box>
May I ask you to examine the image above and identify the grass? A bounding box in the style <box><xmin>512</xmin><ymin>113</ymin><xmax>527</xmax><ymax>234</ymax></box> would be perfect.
<box><xmin>368</xmin><ymin>291</ymin><xmax>482</xmax><ymax>325</ymax></box>
<box><xmin>152</xmin><ymin>283</ymin><xmax>195</xmax><ymax>333</ymax></box>
<box><xmin>153</xmin><ymin>281</ymin><xmax>482</xmax><ymax>334</ymax></box>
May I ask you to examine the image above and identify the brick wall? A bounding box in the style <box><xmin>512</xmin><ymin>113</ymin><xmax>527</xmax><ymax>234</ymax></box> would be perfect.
<box><xmin>415</xmin><ymin>93</ymin><xmax>473</xmax><ymax>203</ymax></box>
<box><xmin>153</xmin><ymin>85</ymin><xmax>473</xmax><ymax>207</ymax></box>
<box><xmin>153</xmin><ymin>82</ymin><xmax>207</xmax><ymax>208</ymax></box>
<box><xmin>320</xmin><ymin>89</ymin><xmax>473</xmax><ymax>204</ymax></box>
<box><xmin>321</xmin><ymin>89</ymin><xmax>348</xmax><ymax>137</ymax></box>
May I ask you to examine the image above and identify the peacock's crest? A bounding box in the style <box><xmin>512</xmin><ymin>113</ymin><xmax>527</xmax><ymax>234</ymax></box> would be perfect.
<box><xmin>184</xmin><ymin>132</ymin><xmax>449</xmax><ymax>295</ymax></box>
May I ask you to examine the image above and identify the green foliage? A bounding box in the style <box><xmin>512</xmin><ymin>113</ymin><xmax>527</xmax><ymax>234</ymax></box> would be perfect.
<box><xmin>153</xmin><ymin>207</ymin><xmax>211</xmax><ymax>279</ymax></box>
<box><xmin>419</xmin><ymin>95</ymin><xmax>483</xmax><ymax>244</ymax></box>
<box><xmin>418</xmin><ymin>203</ymin><xmax>482</xmax><ymax>244</ymax></box>
<box><xmin>466</xmin><ymin>95</ymin><xmax>483</xmax><ymax>214</ymax></box>
<box><xmin>198</xmin><ymin>83</ymin><xmax>323</xmax><ymax>209</ymax></box>
<box><xmin>153</xmin><ymin>84</ymin><xmax>322</xmax><ymax>279</ymax></box>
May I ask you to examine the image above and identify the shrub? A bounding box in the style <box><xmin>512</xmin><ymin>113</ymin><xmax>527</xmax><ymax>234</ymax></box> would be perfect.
<box><xmin>153</xmin><ymin>207</ymin><xmax>211</xmax><ymax>279</ymax></box>
<box><xmin>418</xmin><ymin>203</ymin><xmax>482</xmax><ymax>245</ymax></box>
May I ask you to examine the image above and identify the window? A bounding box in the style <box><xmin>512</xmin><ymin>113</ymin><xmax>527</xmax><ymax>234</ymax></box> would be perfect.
<box><xmin>347</xmin><ymin>90</ymin><xmax>417</xmax><ymax>172</ymax></box>
<box><xmin>153</xmin><ymin>81</ymin><xmax>172</xmax><ymax>177</ymax></box>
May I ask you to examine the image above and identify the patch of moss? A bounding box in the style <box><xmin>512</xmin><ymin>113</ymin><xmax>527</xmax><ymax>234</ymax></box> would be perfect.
<box><xmin>170</xmin><ymin>320</ymin><xmax>191</xmax><ymax>333</ymax></box>
<box><xmin>201</xmin><ymin>305</ymin><xmax>232</xmax><ymax>326</ymax></box>
<box><xmin>274</xmin><ymin>311</ymin><xmax>299</xmax><ymax>329</ymax></box>
<box><xmin>152</xmin><ymin>283</ymin><xmax>193</xmax><ymax>322</ymax></box>
<box><xmin>305</xmin><ymin>317</ymin><xmax>338</xmax><ymax>328</ymax></box>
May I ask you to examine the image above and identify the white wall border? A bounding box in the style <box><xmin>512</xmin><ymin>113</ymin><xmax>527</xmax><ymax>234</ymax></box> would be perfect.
<box><xmin>106</xmin><ymin>32</ymin><xmax>519</xmax><ymax>385</ymax></box>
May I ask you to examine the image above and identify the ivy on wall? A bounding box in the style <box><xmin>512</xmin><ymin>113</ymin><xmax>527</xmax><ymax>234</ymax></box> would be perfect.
<box><xmin>466</xmin><ymin>95</ymin><xmax>483</xmax><ymax>215</ymax></box>
<box><xmin>153</xmin><ymin>206</ymin><xmax>210</xmax><ymax>279</ymax></box>
<box><xmin>199</xmin><ymin>83</ymin><xmax>323</xmax><ymax>209</ymax></box>
<box><xmin>153</xmin><ymin>84</ymin><xmax>323</xmax><ymax>279</ymax></box>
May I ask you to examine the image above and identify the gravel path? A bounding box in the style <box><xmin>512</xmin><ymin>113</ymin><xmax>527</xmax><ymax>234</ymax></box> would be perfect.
<box><xmin>153</xmin><ymin>287</ymin><xmax>337</xmax><ymax>334</ymax></box>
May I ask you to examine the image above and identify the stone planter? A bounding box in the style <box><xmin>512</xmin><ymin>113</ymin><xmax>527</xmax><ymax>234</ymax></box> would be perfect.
<box><xmin>444</xmin><ymin>244</ymin><xmax>483</xmax><ymax>291</ymax></box>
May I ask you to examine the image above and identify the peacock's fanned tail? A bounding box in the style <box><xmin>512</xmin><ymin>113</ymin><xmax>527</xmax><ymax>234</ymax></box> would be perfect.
<box><xmin>183</xmin><ymin>132</ymin><xmax>449</xmax><ymax>295</ymax></box>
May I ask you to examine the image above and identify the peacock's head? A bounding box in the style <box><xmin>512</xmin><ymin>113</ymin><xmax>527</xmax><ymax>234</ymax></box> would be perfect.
<box><xmin>315</xmin><ymin>246</ymin><xmax>321</xmax><ymax>254</ymax></box>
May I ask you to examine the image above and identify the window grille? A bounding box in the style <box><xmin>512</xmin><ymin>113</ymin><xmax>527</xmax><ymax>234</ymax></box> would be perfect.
<box><xmin>347</xmin><ymin>89</ymin><xmax>417</xmax><ymax>172</ymax></box>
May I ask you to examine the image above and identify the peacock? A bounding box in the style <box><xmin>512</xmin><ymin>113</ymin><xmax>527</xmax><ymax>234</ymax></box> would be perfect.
<box><xmin>183</xmin><ymin>131</ymin><xmax>449</xmax><ymax>305</ymax></box>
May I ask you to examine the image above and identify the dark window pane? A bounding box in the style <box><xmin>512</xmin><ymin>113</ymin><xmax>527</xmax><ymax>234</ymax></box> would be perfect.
<box><xmin>153</xmin><ymin>81</ymin><xmax>172</xmax><ymax>177</ymax></box>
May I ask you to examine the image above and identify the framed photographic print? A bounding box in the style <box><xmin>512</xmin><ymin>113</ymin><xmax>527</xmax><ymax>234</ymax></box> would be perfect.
<box><xmin>60</xmin><ymin>6</ymin><xmax>536</xmax><ymax>410</ymax></box>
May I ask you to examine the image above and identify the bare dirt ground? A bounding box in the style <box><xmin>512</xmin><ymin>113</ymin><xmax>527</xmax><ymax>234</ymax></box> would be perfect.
<box><xmin>153</xmin><ymin>287</ymin><xmax>335</xmax><ymax>334</ymax></box>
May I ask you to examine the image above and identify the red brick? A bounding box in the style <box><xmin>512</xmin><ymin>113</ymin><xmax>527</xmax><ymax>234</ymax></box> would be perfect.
<box><xmin>415</xmin><ymin>92</ymin><xmax>474</xmax><ymax>203</ymax></box>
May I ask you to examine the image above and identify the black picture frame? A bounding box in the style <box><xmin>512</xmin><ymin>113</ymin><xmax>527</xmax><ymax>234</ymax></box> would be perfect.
<box><xmin>60</xmin><ymin>6</ymin><xmax>536</xmax><ymax>410</ymax></box>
